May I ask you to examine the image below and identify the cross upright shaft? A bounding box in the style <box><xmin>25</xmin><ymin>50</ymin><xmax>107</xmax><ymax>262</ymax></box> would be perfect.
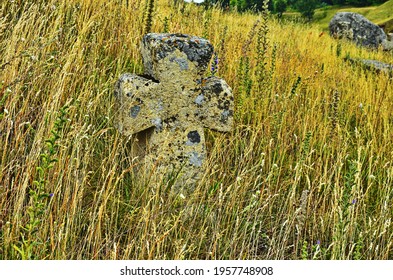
<box><xmin>115</xmin><ymin>33</ymin><xmax>234</xmax><ymax>189</ymax></box>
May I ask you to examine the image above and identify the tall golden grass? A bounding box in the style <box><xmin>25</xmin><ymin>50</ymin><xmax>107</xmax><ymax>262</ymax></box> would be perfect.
<box><xmin>0</xmin><ymin>0</ymin><xmax>392</xmax><ymax>259</ymax></box>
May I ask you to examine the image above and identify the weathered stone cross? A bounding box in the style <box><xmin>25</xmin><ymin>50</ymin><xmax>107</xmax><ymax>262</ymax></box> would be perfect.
<box><xmin>115</xmin><ymin>33</ymin><xmax>234</xmax><ymax>188</ymax></box>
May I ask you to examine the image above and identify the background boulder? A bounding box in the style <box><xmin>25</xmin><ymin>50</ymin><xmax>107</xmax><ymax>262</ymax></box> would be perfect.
<box><xmin>329</xmin><ymin>12</ymin><xmax>387</xmax><ymax>49</ymax></box>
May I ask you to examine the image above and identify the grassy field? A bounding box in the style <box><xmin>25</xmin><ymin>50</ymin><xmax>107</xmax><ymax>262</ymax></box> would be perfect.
<box><xmin>0</xmin><ymin>0</ymin><xmax>392</xmax><ymax>260</ymax></box>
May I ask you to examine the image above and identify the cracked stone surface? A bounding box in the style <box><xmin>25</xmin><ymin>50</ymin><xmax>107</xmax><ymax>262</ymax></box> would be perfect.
<box><xmin>115</xmin><ymin>33</ymin><xmax>234</xmax><ymax>190</ymax></box>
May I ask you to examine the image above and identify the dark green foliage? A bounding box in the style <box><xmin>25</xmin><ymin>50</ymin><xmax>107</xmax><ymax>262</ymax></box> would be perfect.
<box><xmin>337</xmin><ymin>0</ymin><xmax>387</xmax><ymax>5</ymax></box>
<box><xmin>295</xmin><ymin>0</ymin><xmax>318</xmax><ymax>21</ymax></box>
<box><xmin>226</xmin><ymin>0</ymin><xmax>273</xmax><ymax>12</ymax></box>
<box><xmin>274</xmin><ymin>0</ymin><xmax>287</xmax><ymax>17</ymax></box>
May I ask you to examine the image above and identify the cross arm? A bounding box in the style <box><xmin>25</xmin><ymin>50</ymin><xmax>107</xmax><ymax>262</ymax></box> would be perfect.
<box><xmin>114</xmin><ymin>73</ymin><xmax>162</xmax><ymax>136</ymax></box>
<box><xmin>194</xmin><ymin>76</ymin><xmax>234</xmax><ymax>132</ymax></box>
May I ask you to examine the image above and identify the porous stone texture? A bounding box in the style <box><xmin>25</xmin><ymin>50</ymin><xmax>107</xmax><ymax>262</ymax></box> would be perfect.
<box><xmin>115</xmin><ymin>33</ymin><xmax>234</xmax><ymax>190</ymax></box>
<box><xmin>382</xmin><ymin>39</ymin><xmax>393</xmax><ymax>51</ymax></box>
<box><xmin>382</xmin><ymin>33</ymin><xmax>393</xmax><ymax>51</ymax></box>
<box><xmin>329</xmin><ymin>12</ymin><xmax>387</xmax><ymax>49</ymax></box>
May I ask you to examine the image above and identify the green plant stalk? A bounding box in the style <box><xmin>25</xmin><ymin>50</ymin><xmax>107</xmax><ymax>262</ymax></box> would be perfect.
<box><xmin>13</xmin><ymin>106</ymin><xmax>69</xmax><ymax>260</ymax></box>
<box><xmin>144</xmin><ymin>0</ymin><xmax>155</xmax><ymax>35</ymax></box>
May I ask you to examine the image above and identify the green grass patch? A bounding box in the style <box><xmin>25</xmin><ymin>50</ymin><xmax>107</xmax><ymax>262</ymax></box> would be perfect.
<box><xmin>283</xmin><ymin>0</ymin><xmax>393</xmax><ymax>32</ymax></box>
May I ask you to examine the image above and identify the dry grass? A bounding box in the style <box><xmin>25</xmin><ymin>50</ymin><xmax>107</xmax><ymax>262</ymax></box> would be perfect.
<box><xmin>0</xmin><ymin>0</ymin><xmax>392</xmax><ymax>260</ymax></box>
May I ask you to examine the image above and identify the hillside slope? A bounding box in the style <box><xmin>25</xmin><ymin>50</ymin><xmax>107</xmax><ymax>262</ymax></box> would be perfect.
<box><xmin>367</xmin><ymin>0</ymin><xmax>393</xmax><ymax>24</ymax></box>
<box><xmin>0</xmin><ymin>0</ymin><xmax>392</xmax><ymax>260</ymax></box>
<box><xmin>292</xmin><ymin>0</ymin><xmax>393</xmax><ymax>32</ymax></box>
<box><xmin>368</xmin><ymin>0</ymin><xmax>393</xmax><ymax>32</ymax></box>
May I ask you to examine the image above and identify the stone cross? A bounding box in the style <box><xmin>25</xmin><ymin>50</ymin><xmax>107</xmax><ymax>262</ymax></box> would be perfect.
<box><xmin>114</xmin><ymin>33</ymin><xmax>234</xmax><ymax>189</ymax></box>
